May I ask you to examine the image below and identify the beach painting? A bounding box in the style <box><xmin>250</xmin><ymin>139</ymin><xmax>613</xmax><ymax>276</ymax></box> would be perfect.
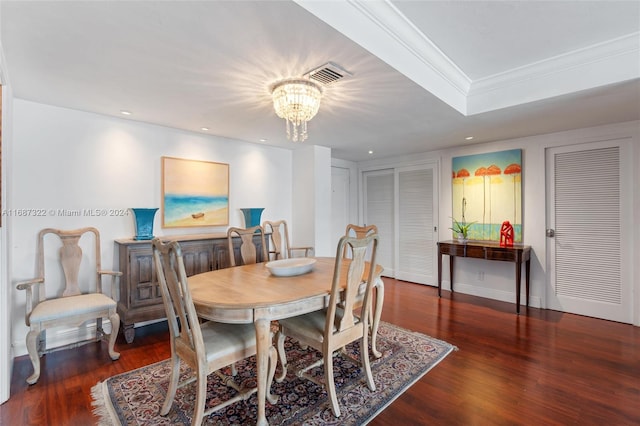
<box><xmin>452</xmin><ymin>149</ymin><xmax>522</xmax><ymax>242</ymax></box>
<box><xmin>161</xmin><ymin>157</ymin><xmax>229</xmax><ymax>228</ymax></box>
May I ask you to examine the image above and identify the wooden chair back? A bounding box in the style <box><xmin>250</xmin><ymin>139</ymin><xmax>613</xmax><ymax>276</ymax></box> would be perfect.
<box><xmin>226</xmin><ymin>225</ymin><xmax>267</xmax><ymax>266</ymax></box>
<box><xmin>152</xmin><ymin>239</ymin><xmax>203</xmax><ymax>363</ymax></box>
<box><xmin>263</xmin><ymin>220</ymin><xmax>314</xmax><ymax>260</ymax></box>
<box><xmin>37</xmin><ymin>227</ymin><xmax>103</xmax><ymax>299</ymax></box>
<box><xmin>343</xmin><ymin>224</ymin><xmax>378</xmax><ymax>259</ymax></box>
<box><xmin>330</xmin><ymin>233</ymin><xmax>379</xmax><ymax>337</ymax></box>
<box><xmin>263</xmin><ymin>220</ymin><xmax>290</xmax><ymax>260</ymax></box>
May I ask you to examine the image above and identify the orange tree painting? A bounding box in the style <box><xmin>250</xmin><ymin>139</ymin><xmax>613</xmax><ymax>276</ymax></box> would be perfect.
<box><xmin>452</xmin><ymin>149</ymin><xmax>522</xmax><ymax>242</ymax></box>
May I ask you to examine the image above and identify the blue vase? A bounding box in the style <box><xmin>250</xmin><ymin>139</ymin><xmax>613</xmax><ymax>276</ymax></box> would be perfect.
<box><xmin>240</xmin><ymin>208</ymin><xmax>264</xmax><ymax>228</ymax></box>
<box><xmin>131</xmin><ymin>208</ymin><xmax>158</xmax><ymax>240</ymax></box>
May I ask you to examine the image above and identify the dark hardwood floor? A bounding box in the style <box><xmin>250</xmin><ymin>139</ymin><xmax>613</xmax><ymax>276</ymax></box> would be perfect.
<box><xmin>2</xmin><ymin>279</ymin><xmax>639</xmax><ymax>425</ymax></box>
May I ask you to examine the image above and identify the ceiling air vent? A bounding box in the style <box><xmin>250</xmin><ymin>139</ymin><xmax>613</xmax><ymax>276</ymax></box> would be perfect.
<box><xmin>304</xmin><ymin>62</ymin><xmax>352</xmax><ymax>86</ymax></box>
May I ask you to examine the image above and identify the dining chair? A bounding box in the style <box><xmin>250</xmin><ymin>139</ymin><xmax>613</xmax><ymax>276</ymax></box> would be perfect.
<box><xmin>152</xmin><ymin>238</ymin><xmax>277</xmax><ymax>425</ymax></box>
<box><xmin>344</xmin><ymin>224</ymin><xmax>378</xmax><ymax>320</ymax></box>
<box><xmin>15</xmin><ymin>227</ymin><xmax>121</xmax><ymax>384</ymax></box>
<box><xmin>275</xmin><ymin>231</ymin><xmax>379</xmax><ymax>417</ymax></box>
<box><xmin>263</xmin><ymin>220</ymin><xmax>314</xmax><ymax>260</ymax></box>
<box><xmin>226</xmin><ymin>225</ymin><xmax>268</xmax><ymax>266</ymax></box>
<box><xmin>344</xmin><ymin>223</ymin><xmax>378</xmax><ymax>257</ymax></box>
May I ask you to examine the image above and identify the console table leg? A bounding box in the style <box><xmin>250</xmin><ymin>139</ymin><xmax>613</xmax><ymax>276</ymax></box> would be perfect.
<box><xmin>437</xmin><ymin>252</ymin><xmax>443</xmax><ymax>297</ymax></box>
<box><xmin>526</xmin><ymin>259</ymin><xmax>531</xmax><ymax>308</ymax></box>
<box><xmin>449</xmin><ymin>256</ymin><xmax>455</xmax><ymax>293</ymax></box>
<box><xmin>515</xmin><ymin>262</ymin><xmax>522</xmax><ymax>314</ymax></box>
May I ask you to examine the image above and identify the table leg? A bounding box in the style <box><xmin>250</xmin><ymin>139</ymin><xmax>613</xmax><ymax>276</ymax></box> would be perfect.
<box><xmin>437</xmin><ymin>251</ymin><xmax>443</xmax><ymax>297</ymax></box>
<box><xmin>371</xmin><ymin>277</ymin><xmax>384</xmax><ymax>358</ymax></box>
<box><xmin>449</xmin><ymin>255</ymin><xmax>455</xmax><ymax>293</ymax></box>
<box><xmin>515</xmin><ymin>261</ymin><xmax>522</xmax><ymax>314</ymax></box>
<box><xmin>255</xmin><ymin>317</ymin><xmax>271</xmax><ymax>426</ymax></box>
<box><xmin>525</xmin><ymin>259</ymin><xmax>531</xmax><ymax>308</ymax></box>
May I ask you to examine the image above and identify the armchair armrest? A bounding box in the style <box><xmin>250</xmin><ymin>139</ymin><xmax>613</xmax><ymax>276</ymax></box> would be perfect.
<box><xmin>98</xmin><ymin>270</ymin><xmax>122</xmax><ymax>301</ymax></box>
<box><xmin>98</xmin><ymin>270</ymin><xmax>123</xmax><ymax>277</ymax></box>
<box><xmin>16</xmin><ymin>278</ymin><xmax>44</xmax><ymax>291</ymax></box>
<box><xmin>291</xmin><ymin>246</ymin><xmax>314</xmax><ymax>257</ymax></box>
<box><xmin>15</xmin><ymin>278</ymin><xmax>44</xmax><ymax>324</ymax></box>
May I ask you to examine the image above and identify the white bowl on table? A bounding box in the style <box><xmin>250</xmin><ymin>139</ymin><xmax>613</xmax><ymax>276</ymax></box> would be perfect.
<box><xmin>265</xmin><ymin>258</ymin><xmax>316</xmax><ymax>277</ymax></box>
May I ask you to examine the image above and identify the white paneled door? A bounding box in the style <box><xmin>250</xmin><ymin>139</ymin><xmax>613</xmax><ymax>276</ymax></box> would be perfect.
<box><xmin>546</xmin><ymin>139</ymin><xmax>632</xmax><ymax>323</ymax></box>
<box><xmin>364</xmin><ymin>170</ymin><xmax>395</xmax><ymax>276</ymax></box>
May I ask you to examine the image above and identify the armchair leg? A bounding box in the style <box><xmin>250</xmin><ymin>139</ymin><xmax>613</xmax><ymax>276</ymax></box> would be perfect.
<box><xmin>96</xmin><ymin>318</ymin><xmax>104</xmax><ymax>342</ymax></box>
<box><xmin>108</xmin><ymin>312</ymin><xmax>121</xmax><ymax>360</ymax></box>
<box><xmin>25</xmin><ymin>329</ymin><xmax>41</xmax><ymax>385</ymax></box>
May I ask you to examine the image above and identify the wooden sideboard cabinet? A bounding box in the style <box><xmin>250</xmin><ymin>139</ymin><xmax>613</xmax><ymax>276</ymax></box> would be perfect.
<box><xmin>115</xmin><ymin>233</ymin><xmax>266</xmax><ymax>343</ymax></box>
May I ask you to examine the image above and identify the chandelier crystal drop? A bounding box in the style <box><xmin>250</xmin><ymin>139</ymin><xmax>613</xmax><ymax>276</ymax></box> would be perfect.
<box><xmin>271</xmin><ymin>78</ymin><xmax>323</xmax><ymax>142</ymax></box>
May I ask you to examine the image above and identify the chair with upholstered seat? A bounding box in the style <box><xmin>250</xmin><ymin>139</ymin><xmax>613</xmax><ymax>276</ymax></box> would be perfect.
<box><xmin>15</xmin><ymin>227</ymin><xmax>121</xmax><ymax>385</ymax></box>
<box><xmin>345</xmin><ymin>224</ymin><xmax>384</xmax><ymax>357</ymax></box>
<box><xmin>263</xmin><ymin>220</ymin><xmax>314</xmax><ymax>260</ymax></box>
<box><xmin>152</xmin><ymin>238</ymin><xmax>277</xmax><ymax>425</ymax></box>
<box><xmin>226</xmin><ymin>225</ymin><xmax>268</xmax><ymax>266</ymax></box>
<box><xmin>275</xmin><ymin>231</ymin><xmax>379</xmax><ymax>417</ymax></box>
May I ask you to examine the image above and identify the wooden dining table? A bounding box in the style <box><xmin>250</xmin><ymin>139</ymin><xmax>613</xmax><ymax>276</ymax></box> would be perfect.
<box><xmin>188</xmin><ymin>256</ymin><xmax>384</xmax><ymax>426</ymax></box>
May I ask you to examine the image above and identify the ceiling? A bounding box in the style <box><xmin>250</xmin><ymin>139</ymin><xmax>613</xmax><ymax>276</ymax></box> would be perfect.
<box><xmin>1</xmin><ymin>1</ymin><xmax>639</xmax><ymax>162</ymax></box>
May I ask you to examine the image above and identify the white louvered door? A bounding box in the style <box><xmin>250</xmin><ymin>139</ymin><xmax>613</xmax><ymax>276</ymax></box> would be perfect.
<box><xmin>546</xmin><ymin>140</ymin><xmax>632</xmax><ymax>323</ymax></box>
<box><xmin>396</xmin><ymin>166</ymin><xmax>436</xmax><ymax>284</ymax></box>
<box><xmin>364</xmin><ymin>163</ymin><xmax>438</xmax><ymax>283</ymax></box>
<box><xmin>364</xmin><ymin>170</ymin><xmax>395</xmax><ymax>276</ymax></box>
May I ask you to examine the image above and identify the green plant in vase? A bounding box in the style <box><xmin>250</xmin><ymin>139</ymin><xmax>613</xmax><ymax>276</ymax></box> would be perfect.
<box><xmin>449</xmin><ymin>218</ymin><xmax>476</xmax><ymax>242</ymax></box>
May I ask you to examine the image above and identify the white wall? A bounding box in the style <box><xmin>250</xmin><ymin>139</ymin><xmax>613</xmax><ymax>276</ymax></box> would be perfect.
<box><xmin>358</xmin><ymin>120</ymin><xmax>639</xmax><ymax>324</ymax></box>
<box><xmin>292</xmin><ymin>145</ymin><xmax>333</xmax><ymax>257</ymax></box>
<box><xmin>9</xmin><ymin>100</ymin><xmax>296</xmax><ymax>356</ymax></box>
<box><xmin>0</xmin><ymin>80</ymin><xmax>14</xmax><ymax>405</ymax></box>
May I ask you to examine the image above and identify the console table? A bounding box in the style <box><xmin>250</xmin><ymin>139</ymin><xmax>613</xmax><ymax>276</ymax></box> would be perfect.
<box><xmin>115</xmin><ymin>233</ymin><xmax>266</xmax><ymax>343</ymax></box>
<box><xmin>437</xmin><ymin>240</ymin><xmax>531</xmax><ymax>314</ymax></box>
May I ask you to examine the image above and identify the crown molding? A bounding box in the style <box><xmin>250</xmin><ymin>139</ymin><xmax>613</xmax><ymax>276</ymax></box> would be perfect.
<box><xmin>468</xmin><ymin>33</ymin><xmax>640</xmax><ymax>114</ymax></box>
<box><xmin>297</xmin><ymin>1</ymin><xmax>639</xmax><ymax>117</ymax></box>
<box><xmin>295</xmin><ymin>0</ymin><xmax>470</xmax><ymax>114</ymax></box>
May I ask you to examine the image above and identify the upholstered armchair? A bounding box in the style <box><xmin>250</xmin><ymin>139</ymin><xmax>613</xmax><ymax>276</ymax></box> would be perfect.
<box><xmin>15</xmin><ymin>227</ymin><xmax>121</xmax><ymax>384</ymax></box>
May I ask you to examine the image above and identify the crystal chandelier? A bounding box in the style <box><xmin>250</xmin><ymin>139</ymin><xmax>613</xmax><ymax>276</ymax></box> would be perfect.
<box><xmin>271</xmin><ymin>78</ymin><xmax>323</xmax><ymax>142</ymax></box>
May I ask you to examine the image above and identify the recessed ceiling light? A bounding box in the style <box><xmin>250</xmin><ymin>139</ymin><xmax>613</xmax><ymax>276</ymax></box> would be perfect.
<box><xmin>259</xmin><ymin>138</ymin><xmax>267</xmax><ymax>142</ymax></box>
<box><xmin>201</xmin><ymin>127</ymin><xmax>209</xmax><ymax>131</ymax></box>
<box><xmin>120</xmin><ymin>110</ymin><xmax>132</xmax><ymax>115</ymax></box>
<box><xmin>368</xmin><ymin>150</ymin><xmax>373</xmax><ymax>155</ymax></box>
<box><xmin>465</xmin><ymin>136</ymin><xmax>474</xmax><ymax>140</ymax></box>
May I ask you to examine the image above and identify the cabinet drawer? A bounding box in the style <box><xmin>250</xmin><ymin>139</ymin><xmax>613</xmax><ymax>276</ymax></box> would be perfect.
<box><xmin>484</xmin><ymin>248</ymin><xmax>517</xmax><ymax>262</ymax></box>
<box><xmin>439</xmin><ymin>243</ymin><xmax>466</xmax><ymax>256</ymax></box>
<box><xmin>464</xmin><ymin>245</ymin><xmax>485</xmax><ymax>258</ymax></box>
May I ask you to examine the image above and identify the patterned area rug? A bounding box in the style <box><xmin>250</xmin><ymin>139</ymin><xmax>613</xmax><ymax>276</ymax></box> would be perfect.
<box><xmin>92</xmin><ymin>322</ymin><xmax>455</xmax><ymax>425</ymax></box>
